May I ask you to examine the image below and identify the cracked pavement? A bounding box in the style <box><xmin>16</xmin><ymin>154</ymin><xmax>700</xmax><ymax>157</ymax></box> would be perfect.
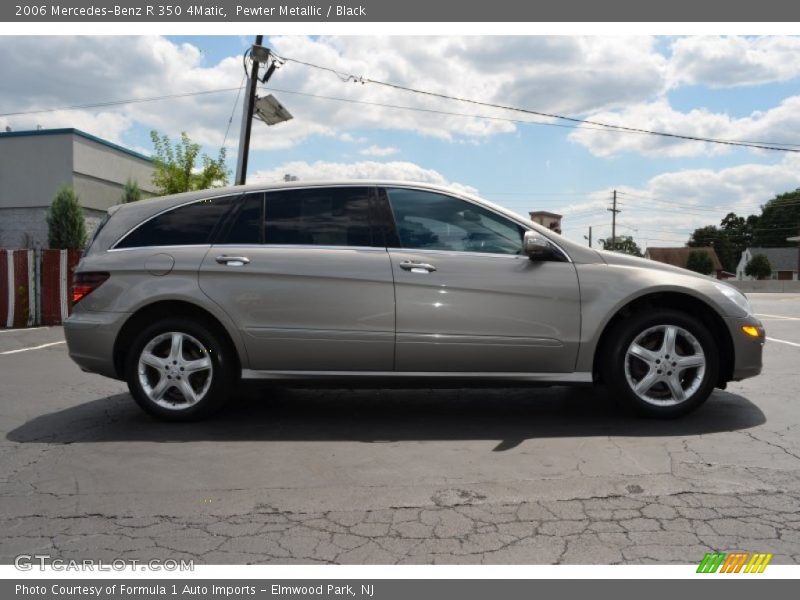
<box><xmin>1</xmin><ymin>293</ymin><xmax>799</xmax><ymax>565</ymax></box>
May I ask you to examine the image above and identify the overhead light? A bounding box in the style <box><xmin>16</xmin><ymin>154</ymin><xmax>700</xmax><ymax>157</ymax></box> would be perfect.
<box><xmin>254</xmin><ymin>94</ymin><xmax>293</xmax><ymax>126</ymax></box>
<box><xmin>250</xmin><ymin>44</ymin><xmax>271</xmax><ymax>63</ymax></box>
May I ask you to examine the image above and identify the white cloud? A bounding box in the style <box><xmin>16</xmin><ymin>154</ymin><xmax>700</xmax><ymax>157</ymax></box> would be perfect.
<box><xmin>668</xmin><ymin>36</ymin><xmax>800</xmax><ymax>88</ymax></box>
<box><xmin>359</xmin><ymin>145</ymin><xmax>399</xmax><ymax>157</ymax></box>
<box><xmin>558</xmin><ymin>153</ymin><xmax>800</xmax><ymax>248</ymax></box>
<box><xmin>568</xmin><ymin>97</ymin><xmax>800</xmax><ymax>158</ymax></box>
<box><xmin>0</xmin><ymin>35</ymin><xmax>671</xmax><ymax>153</ymax></box>
<box><xmin>249</xmin><ymin>159</ymin><xmax>477</xmax><ymax>194</ymax></box>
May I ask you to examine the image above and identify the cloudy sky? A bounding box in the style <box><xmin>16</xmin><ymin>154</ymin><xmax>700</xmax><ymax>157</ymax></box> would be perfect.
<box><xmin>2</xmin><ymin>35</ymin><xmax>799</xmax><ymax>248</ymax></box>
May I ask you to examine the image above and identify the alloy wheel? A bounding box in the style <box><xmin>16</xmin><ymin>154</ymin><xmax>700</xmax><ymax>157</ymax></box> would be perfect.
<box><xmin>137</xmin><ymin>331</ymin><xmax>213</xmax><ymax>410</ymax></box>
<box><xmin>624</xmin><ymin>324</ymin><xmax>706</xmax><ymax>406</ymax></box>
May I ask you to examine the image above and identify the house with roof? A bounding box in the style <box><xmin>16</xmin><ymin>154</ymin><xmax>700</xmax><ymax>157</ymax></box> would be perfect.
<box><xmin>736</xmin><ymin>247</ymin><xmax>799</xmax><ymax>281</ymax></box>
<box><xmin>644</xmin><ymin>246</ymin><xmax>729</xmax><ymax>279</ymax></box>
<box><xmin>0</xmin><ymin>128</ymin><xmax>156</xmax><ymax>248</ymax></box>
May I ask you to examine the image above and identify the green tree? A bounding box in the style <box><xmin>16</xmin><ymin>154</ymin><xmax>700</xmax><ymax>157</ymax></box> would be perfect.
<box><xmin>150</xmin><ymin>130</ymin><xmax>229</xmax><ymax>195</ymax></box>
<box><xmin>600</xmin><ymin>235</ymin><xmax>643</xmax><ymax>257</ymax></box>
<box><xmin>686</xmin><ymin>250</ymin><xmax>715</xmax><ymax>275</ymax></box>
<box><xmin>121</xmin><ymin>178</ymin><xmax>142</xmax><ymax>203</ymax></box>
<box><xmin>745</xmin><ymin>254</ymin><xmax>772</xmax><ymax>280</ymax></box>
<box><xmin>688</xmin><ymin>212</ymin><xmax>758</xmax><ymax>273</ymax></box>
<box><xmin>46</xmin><ymin>185</ymin><xmax>87</xmax><ymax>249</ymax></box>
<box><xmin>753</xmin><ymin>189</ymin><xmax>800</xmax><ymax>247</ymax></box>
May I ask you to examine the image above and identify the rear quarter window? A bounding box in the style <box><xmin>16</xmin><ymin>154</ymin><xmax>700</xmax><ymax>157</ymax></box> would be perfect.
<box><xmin>115</xmin><ymin>196</ymin><xmax>236</xmax><ymax>249</ymax></box>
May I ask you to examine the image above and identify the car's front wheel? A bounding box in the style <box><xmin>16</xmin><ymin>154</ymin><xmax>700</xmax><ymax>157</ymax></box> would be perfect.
<box><xmin>125</xmin><ymin>317</ymin><xmax>235</xmax><ymax>421</ymax></box>
<box><xmin>603</xmin><ymin>309</ymin><xmax>719</xmax><ymax>418</ymax></box>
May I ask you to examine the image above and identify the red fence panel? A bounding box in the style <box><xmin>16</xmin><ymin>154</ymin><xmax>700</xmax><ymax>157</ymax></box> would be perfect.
<box><xmin>1</xmin><ymin>248</ymin><xmax>82</xmax><ymax>328</ymax></box>
<box><xmin>0</xmin><ymin>249</ymin><xmax>8</xmax><ymax>327</ymax></box>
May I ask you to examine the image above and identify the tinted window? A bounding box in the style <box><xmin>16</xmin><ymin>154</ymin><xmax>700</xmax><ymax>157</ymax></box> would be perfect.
<box><xmin>224</xmin><ymin>194</ymin><xmax>263</xmax><ymax>244</ymax></box>
<box><xmin>117</xmin><ymin>196</ymin><xmax>235</xmax><ymax>248</ymax></box>
<box><xmin>265</xmin><ymin>187</ymin><xmax>375</xmax><ymax>247</ymax></box>
<box><xmin>386</xmin><ymin>188</ymin><xmax>524</xmax><ymax>255</ymax></box>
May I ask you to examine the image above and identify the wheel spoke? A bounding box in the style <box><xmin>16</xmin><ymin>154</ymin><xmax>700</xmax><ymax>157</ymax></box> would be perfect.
<box><xmin>150</xmin><ymin>375</ymin><xmax>171</xmax><ymax>401</ymax></box>
<box><xmin>178</xmin><ymin>379</ymin><xmax>198</xmax><ymax>404</ymax></box>
<box><xmin>664</xmin><ymin>374</ymin><xmax>686</xmax><ymax>402</ymax></box>
<box><xmin>661</xmin><ymin>326</ymin><xmax>678</xmax><ymax>356</ymax></box>
<box><xmin>140</xmin><ymin>351</ymin><xmax>166</xmax><ymax>370</ymax></box>
<box><xmin>628</xmin><ymin>343</ymin><xmax>659</xmax><ymax>366</ymax></box>
<box><xmin>183</xmin><ymin>356</ymin><xmax>211</xmax><ymax>374</ymax></box>
<box><xmin>634</xmin><ymin>370</ymin><xmax>659</xmax><ymax>395</ymax></box>
<box><xmin>676</xmin><ymin>354</ymin><xmax>705</xmax><ymax>370</ymax></box>
<box><xmin>169</xmin><ymin>333</ymin><xmax>184</xmax><ymax>362</ymax></box>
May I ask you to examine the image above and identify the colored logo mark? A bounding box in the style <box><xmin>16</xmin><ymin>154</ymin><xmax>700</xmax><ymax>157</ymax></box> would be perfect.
<box><xmin>697</xmin><ymin>552</ymin><xmax>773</xmax><ymax>573</ymax></box>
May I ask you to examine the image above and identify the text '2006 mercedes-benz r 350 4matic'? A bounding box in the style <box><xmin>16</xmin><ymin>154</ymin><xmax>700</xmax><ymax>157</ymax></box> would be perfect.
<box><xmin>64</xmin><ymin>181</ymin><xmax>764</xmax><ymax>421</ymax></box>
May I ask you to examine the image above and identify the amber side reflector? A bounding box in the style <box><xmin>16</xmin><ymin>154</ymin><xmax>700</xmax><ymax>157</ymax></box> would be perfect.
<box><xmin>741</xmin><ymin>325</ymin><xmax>762</xmax><ymax>338</ymax></box>
<box><xmin>72</xmin><ymin>272</ymin><xmax>109</xmax><ymax>305</ymax></box>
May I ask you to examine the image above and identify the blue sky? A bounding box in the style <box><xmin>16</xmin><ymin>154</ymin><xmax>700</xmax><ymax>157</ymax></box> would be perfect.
<box><xmin>2</xmin><ymin>35</ymin><xmax>799</xmax><ymax>248</ymax></box>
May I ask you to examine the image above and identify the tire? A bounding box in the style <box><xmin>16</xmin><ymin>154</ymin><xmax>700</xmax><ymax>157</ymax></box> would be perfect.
<box><xmin>124</xmin><ymin>317</ymin><xmax>236</xmax><ymax>421</ymax></box>
<box><xmin>602</xmin><ymin>309</ymin><xmax>719</xmax><ymax>418</ymax></box>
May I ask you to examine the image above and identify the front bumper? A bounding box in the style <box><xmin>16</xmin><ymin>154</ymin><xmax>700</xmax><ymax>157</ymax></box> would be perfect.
<box><xmin>725</xmin><ymin>315</ymin><xmax>765</xmax><ymax>381</ymax></box>
<box><xmin>63</xmin><ymin>309</ymin><xmax>130</xmax><ymax>380</ymax></box>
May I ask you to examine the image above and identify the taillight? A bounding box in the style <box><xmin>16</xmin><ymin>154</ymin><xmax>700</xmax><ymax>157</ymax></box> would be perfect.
<box><xmin>72</xmin><ymin>272</ymin><xmax>109</xmax><ymax>305</ymax></box>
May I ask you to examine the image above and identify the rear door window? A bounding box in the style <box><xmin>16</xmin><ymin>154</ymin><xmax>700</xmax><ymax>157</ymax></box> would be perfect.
<box><xmin>264</xmin><ymin>187</ymin><xmax>378</xmax><ymax>247</ymax></box>
<box><xmin>116</xmin><ymin>195</ymin><xmax>236</xmax><ymax>248</ymax></box>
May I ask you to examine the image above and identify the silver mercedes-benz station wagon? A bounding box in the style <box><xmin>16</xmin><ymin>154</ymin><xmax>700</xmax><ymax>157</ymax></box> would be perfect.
<box><xmin>64</xmin><ymin>181</ymin><xmax>764</xmax><ymax>420</ymax></box>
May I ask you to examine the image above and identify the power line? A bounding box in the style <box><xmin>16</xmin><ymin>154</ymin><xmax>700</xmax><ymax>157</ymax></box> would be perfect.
<box><xmin>276</xmin><ymin>53</ymin><xmax>800</xmax><ymax>153</ymax></box>
<box><xmin>0</xmin><ymin>87</ymin><xmax>245</xmax><ymax>118</ymax></box>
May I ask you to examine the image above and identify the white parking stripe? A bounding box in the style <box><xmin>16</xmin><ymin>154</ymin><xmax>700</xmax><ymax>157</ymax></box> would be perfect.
<box><xmin>0</xmin><ymin>326</ymin><xmax>50</xmax><ymax>333</ymax></box>
<box><xmin>767</xmin><ymin>337</ymin><xmax>800</xmax><ymax>348</ymax></box>
<box><xmin>756</xmin><ymin>313</ymin><xmax>800</xmax><ymax>321</ymax></box>
<box><xmin>0</xmin><ymin>341</ymin><xmax>65</xmax><ymax>355</ymax></box>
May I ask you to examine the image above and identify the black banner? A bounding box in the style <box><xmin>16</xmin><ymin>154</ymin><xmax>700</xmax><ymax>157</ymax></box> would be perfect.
<box><xmin>3</xmin><ymin>0</ymin><xmax>800</xmax><ymax>22</ymax></box>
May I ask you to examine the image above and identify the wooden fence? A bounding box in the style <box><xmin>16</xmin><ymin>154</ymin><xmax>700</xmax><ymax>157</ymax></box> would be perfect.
<box><xmin>0</xmin><ymin>248</ymin><xmax>82</xmax><ymax>327</ymax></box>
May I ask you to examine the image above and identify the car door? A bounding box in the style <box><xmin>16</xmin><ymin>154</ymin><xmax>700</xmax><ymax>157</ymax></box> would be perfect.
<box><xmin>198</xmin><ymin>187</ymin><xmax>395</xmax><ymax>372</ymax></box>
<box><xmin>383</xmin><ymin>187</ymin><xmax>581</xmax><ymax>373</ymax></box>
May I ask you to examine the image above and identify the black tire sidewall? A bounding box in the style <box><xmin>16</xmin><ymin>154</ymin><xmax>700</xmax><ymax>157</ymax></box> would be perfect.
<box><xmin>124</xmin><ymin>317</ymin><xmax>233</xmax><ymax>421</ymax></box>
<box><xmin>604</xmin><ymin>309</ymin><xmax>720</xmax><ymax>418</ymax></box>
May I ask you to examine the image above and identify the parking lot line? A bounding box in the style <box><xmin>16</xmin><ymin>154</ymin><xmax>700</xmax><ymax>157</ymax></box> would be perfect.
<box><xmin>0</xmin><ymin>341</ymin><xmax>65</xmax><ymax>355</ymax></box>
<box><xmin>756</xmin><ymin>313</ymin><xmax>800</xmax><ymax>321</ymax></box>
<box><xmin>0</xmin><ymin>326</ymin><xmax>51</xmax><ymax>333</ymax></box>
<box><xmin>766</xmin><ymin>337</ymin><xmax>800</xmax><ymax>348</ymax></box>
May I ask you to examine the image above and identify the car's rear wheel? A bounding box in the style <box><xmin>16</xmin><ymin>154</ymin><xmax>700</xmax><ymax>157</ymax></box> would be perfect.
<box><xmin>125</xmin><ymin>317</ymin><xmax>235</xmax><ymax>421</ymax></box>
<box><xmin>603</xmin><ymin>309</ymin><xmax>719</xmax><ymax>418</ymax></box>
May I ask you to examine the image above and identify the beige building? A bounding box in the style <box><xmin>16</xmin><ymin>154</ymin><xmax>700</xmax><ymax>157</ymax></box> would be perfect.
<box><xmin>529</xmin><ymin>210</ymin><xmax>562</xmax><ymax>234</ymax></box>
<box><xmin>0</xmin><ymin>128</ymin><xmax>156</xmax><ymax>248</ymax></box>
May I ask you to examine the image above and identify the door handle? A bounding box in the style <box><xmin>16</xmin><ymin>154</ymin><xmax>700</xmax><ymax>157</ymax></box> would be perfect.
<box><xmin>215</xmin><ymin>255</ymin><xmax>250</xmax><ymax>266</ymax></box>
<box><xmin>399</xmin><ymin>260</ymin><xmax>436</xmax><ymax>273</ymax></box>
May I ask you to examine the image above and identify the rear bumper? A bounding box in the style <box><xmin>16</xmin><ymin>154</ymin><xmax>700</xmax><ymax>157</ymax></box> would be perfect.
<box><xmin>63</xmin><ymin>309</ymin><xmax>129</xmax><ymax>380</ymax></box>
<box><xmin>725</xmin><ymin>315</ymin><xmax>765</xmax><ymax>381</ymax></box>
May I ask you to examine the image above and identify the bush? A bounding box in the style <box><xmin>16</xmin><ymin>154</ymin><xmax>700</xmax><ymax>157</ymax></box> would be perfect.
<box><xmin>686</xmin><ymin>250</ymin><xmax>714</xmax><ymax>275</ymax></box>
<box><xmin>121</xmin><ymin>178</ymin><xmax>142</xmax><ymax>203</ymax></box>
<box><xmin>46</xmin><ymin>186</ymin><xmax>86</xmax><ymax>249</ymax></box>
<box><xmin>745</xmin><ymin>254</ymin><xmax>772</xmax><ymax>280</ymax></box>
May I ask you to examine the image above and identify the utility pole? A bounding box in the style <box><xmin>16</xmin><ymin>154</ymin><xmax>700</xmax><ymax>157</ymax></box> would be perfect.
<box><xmin>608</xmin><ymin>189</ymin><xmax>621</xmax><ymax>251</ymax></box>
<box><xmin>235</xmin><ymin>34</ymin><xmax>263</xmax><ymax>186</ymax></box>
<box><xmin>585</xmin><ymin>226</ymin><xmax>592</xmax><ymax>247</ymax></box>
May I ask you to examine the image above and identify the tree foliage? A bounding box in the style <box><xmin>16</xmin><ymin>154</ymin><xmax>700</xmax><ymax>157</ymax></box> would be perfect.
<box><xmin>686</xmin><ymin>250</ymin><xmax>715</xmax><ymax>275</ymax></box>
<box><xmin>753</xmin><ymin>189</ymin><xmax>800</xmax><ymax>247</ymax></box>
<box><xmin>745</xmin><ymin>254</ymin><xmax>772</xmax><ymax>280</ymax></box>
<box><xmin>46</xmin><ymin>186</ymin><xmax>87</xmax><ymax>249</ymax></box>
<box><xmin>600</xmin><ymin>235</ymin><xmax>643</xmax><ymax>257</ymax></box>
<box><xmin>150</xmin><ymin>130</ymin><xmax>229</xmax><ymax>195</ymax></box>
<box><xmin>121</xmin><ymin>178</ymin><xmax>142</xmax><ymax>203</ymax></box>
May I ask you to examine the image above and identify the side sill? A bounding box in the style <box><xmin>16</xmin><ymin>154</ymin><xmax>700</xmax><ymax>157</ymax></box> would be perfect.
<box><xmin>241</xmin><ymin>369</ymin><xmax>592</xmax><ymax>384</ymax></box>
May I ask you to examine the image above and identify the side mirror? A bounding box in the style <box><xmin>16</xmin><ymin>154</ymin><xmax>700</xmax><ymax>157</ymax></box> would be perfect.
<box><xmin>523</xmin><ymin>231</ymin><xmax>551</xmax><ymax>260</ymax></box>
